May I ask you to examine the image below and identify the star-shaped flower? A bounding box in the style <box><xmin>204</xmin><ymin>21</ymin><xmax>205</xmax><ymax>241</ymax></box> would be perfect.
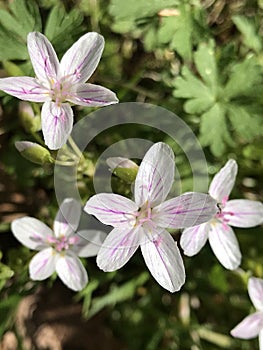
<box><xmin>11</xmin><ymin>198</ymin><xmax>106</xmax><ymax>291</ymax></box>
<box><xmin>180</xmin><ymin>159</ymin><xmax>263</xmax><ymax>269</ymax></box>
<box><xmin>0</xmin><ymin>32</ymin><xmax>118</xmax><ymax>149</ymax></box>
<box><xmin>231</xmin><ymin>277</ymin><xmax>263</xmax><ymax>349</ymax></box>
<box><xmin>84</xmin><ymin>142</ymin><xmax>217</xmax><ymax>292</ymax></box>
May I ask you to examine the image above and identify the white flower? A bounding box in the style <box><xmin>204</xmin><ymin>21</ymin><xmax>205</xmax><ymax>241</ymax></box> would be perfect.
<box><xmin>181</xmin><ymin>160</ymin><xmax>263</xmax><ymax>270</ymax></box>
<box><xmin>231</xmin><ymin>277</ymin><xmax>263</xmax><ymax>349</ymax></box>
<box><xmin>0</xmin><ymin>32</ymin><xmax>118</xmax><ymax>150</ymax></box>
<box><xmin>11</xmin><ymin>198</ymin><xmax>106</xmax><ymax>291</ymax></box>
<box><xmin>84</xmin><ymin>142</ymin><xmax>217</xmax><ymax>292</ymax></box>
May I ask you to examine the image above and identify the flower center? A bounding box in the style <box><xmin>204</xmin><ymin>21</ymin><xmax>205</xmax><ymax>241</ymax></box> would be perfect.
<box><xmin>50</xmin><ymin>79</ymin><xmax>71</xmax><ymax>105</ymax></box>
<box><xmin>214</xmin><ymin>198</ymin><xmax>234</xmax><ymax>227</ymax></box>
<box><xmin>134</xmin><ymin>201</ymin><xmax>156</xmax><ymax>230</ymax></box>
<box><xmin>47</xmin><ymin>235</ymin><xmax>79</xmax><ymax>252</ymax></box>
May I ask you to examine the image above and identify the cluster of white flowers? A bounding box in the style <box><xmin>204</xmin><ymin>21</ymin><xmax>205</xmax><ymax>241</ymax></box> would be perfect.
<box><xmin>1</xmin><ymin>31</ymin><xmax>263</xmax><ymax>349</ymax></box>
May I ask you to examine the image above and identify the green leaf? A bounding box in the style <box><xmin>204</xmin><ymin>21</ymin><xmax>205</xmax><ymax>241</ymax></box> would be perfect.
<box><xmin>0</xmin><ymin>0</ymin><xmax>41</xmax><ymax>60</ymax></box>
<box><xmin>44</xmin><ymin>5</ymin><xmax>84</xmax><ymax>56</ymax></box>
<box><xmin>0</xmin><ymin>295</ymin><xmax>21</xmax><ymax>337</ymax></box>
<box><xmin>224</xmin><ymin>56</ymin><xmax>263</xmax><ymax>99</ymax></box>
<box><xmin>109</xmin><ymin>0</ymin><xmax>178</xmax><ymax>22</ymax></box>
<box><xmin>227</xmin><ymin>104</ymin><xmax>263</xmax><ymax>141</ymax></box>
<box><xmin>0</xmin><ymin>0</ymin><xmax>41</xmax><ymax>38</ymax></box>
<box><xmin>200</xmin><ymin>103</ymin><xmax>233</xmax><ymax>157</ymax></box>
<box><xmin>173</xmin><ymin>66</ymin><xmax>215</xmax><ymax>113</ymax></box>
<box><xmin>88</xmin><ymin>272</ymin><xmax>149</xmax><ymax>318</ymax></box>
<box><xmin>232</xmin><ymin>15</ymin><xmax>262</xmax><ymax>53</ymax></box>
<box><xmin>194</xmin><ymin>41</ymin><xmax>217</xmax><ymax>91</ymax></box>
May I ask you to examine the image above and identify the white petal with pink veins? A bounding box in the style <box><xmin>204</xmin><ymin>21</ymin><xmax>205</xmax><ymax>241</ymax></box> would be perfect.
<box><xmin>11</xmin><ymin>217</ymin><xmax>52</xmax><ymax>250</ymax></box>
<box><xmin>41</xmin><ymin>101</ymin><xmax>73</xmax><ymax>150</ymax></box>
<box><xmin>180</xmin><ymin>223</ymin><xmax>210</xmax><ymax>256</ymax></box>
<box><xmin>60</xmin><ymin>32</ymin><xmax>104</xmax><ymax>84</ymax></box>
<box><xmin>54</xmin><ymin>198</ymin><xmax>81</xmax><ymax>237</ymax></box>
<box><xmin>29</xmin><ymin>247</ymin><xmax>56</xmax><ymax>280</ymax></box>
<box><xmin>223</xmin><ymin>199</ymin><xmax>263</xmax><ymax>228</ymax></box>
<box><xmin>140</xmin><ymin>229</ymin><xmax>185</xmax><ymax>292</ymax></box>
<box><xmin>27</xmin><ymin>32</ymin><xmax>59</xmax><ymax>84</ymax></box>
<box><xmin>56</xmin><ymin>252</ymin><xmax>88</xmax><ymax>291</ymax></box>
<box><xmin>208</xmin><ymin>222</ymin><xmax>241</xmax><ymax>270</ymax></box>
<box><xmin>231</xmin><ymin>312</ymin><xmax>263</xmax><ymax>339</ymax></box>
<box><xmin>134</xmin><ymin>142</ymin><xmax>175</xmax><ymax>207</ymax></box>
<box><xmin>67</xmin><ymin>83</ymin><xmax>118</xmax><ymax>106</ymax></box>
<box><xmin>84</xmin><ymin>193</ymin><xmax>138</xmax><ymax>227</ymax></box>
<box><xmin>96</xmin><ymin>226</ymin><xmax>141</xmax><ymax>272</ymax></box>
<box><xmin>0</xmin><ymin>77</ymin><xmax>49</xmax><ymax>102</ymax></box>
<box><xmin>154</xmin><ymin>192</ymin><xmax>217</xmax><ymax>228</ymax></box>
<box><xmin>209</xmin><ymin>159</ymin><xmax>237</xmax><ymax>202</ymax></box>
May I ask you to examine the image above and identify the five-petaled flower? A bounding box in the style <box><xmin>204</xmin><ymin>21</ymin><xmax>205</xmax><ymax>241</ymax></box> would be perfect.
<box><xmin>180</xmin><ymin>159</ymin><xmax>263</xmax><ymax>270</ymax></box>
<box><xmin>84</xmin><ymin>142</ymin><xmax>217</xmax><ymax>292</ymax></box>
<box><xmin>0</xmin><ymin>32</ymin><xmax>118</xmax><ymax>150</ymax></box>
<box><xmin>11</xmin><ymin>198</ymin><xmax>106</xmax><ymax>291</ymax></box>
<box><xmin>231</xmin><ymin>277</ymin><xmax>263</xmax><ymax>349</ymax></box>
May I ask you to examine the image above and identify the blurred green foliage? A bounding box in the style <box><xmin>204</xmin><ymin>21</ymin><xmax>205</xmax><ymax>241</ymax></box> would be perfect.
<box><xmin>0</xmin><ymin>0</ymin><xmax>262</xmax><ymax>349</ymax></box>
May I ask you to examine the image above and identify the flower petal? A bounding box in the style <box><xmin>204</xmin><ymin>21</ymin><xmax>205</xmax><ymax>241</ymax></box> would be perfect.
<box><xmin>56</xmin><ymin>252</ymin><xmax>88</xmax><ymax>291</ymax></box>
<box><xmin>60</xmin><ymin>32</ymin><xmax>104</xmax><ymax>84</ymax></box>
<box><xmin>223</xmin><ymin>200</ymin><xmax>263</xmax><ymax>228</ymax></box>
<box><xmin>140</xmin><ymin>229</ymin><xmax>185</xmax><ymax>292</ymax></box>
<box><xmin>248</xmin><ymin>277</ymin><xmax>263</xmax><ymax>311</ymax></box>
<box><xmin>41</xmin><ymin>101</ymin><xmax>73</xmax><ymax>150</ymax></box>
<box><xmin>84</xmin><ymin>193</ymin><xmax>138</xmax><ymax>227</ymax></box>
<box><xmin>11</xmin><ymin>217</ymin><xmax>52</xmax><ymax>250</ymax></box>
<box><xmin>209</xmin><ymin>159</ymin><xmax>238</xmax><ymax>202</ymax></box>
<box><xmin>180</xmin><ymin>223</ymin><xmax>210</xmax><ymax>256</ymax></box>
<box><xmin>67</xmin><ymin>83</ymin><xmax>118</xmax><ymax>106</ymax></box>
<box><xmin>134</xmin><ymin>142</ymin><xmax>175</xmax><ymax>207</ymax></box>
<box><xmin>259</xmin><ymin>329</ymin><xmax>263</xmax><ymax>350</ymax></box>
<box><xmin>29</xmin><ymin>247</ymin><xmax>56</xmax><ymax>280</ymax></box>
<box><xmin>153</xmin><ymin>193</ymin><xmax>217</xmax><ymax>229</ymax></box>
<box><xmin>96</xmin><ymin>226</ymin><xmax>141</xmax><ymax>271</ymax></box>
<box><xmin>208</xmin><ymin>222</ymin><xmax>241</xmax><ymax>270</ymax></box>
<box><xmin>75</xmin><ymin>230</ymin><xmax>107</xmax><ymax>257</ymax></box>
<box><xmin>230</xmin><ymin>312</ymin><xmax>263</xmax><ymax>339</ymax></box>
<box><xmin>27</xmin><ymin>32</ymin><xmax>59</xmax><ymax>83</ymax></box>
<box><xmin>54</xmin><ymin>198</ymin><xmax>81</xmax><ymax>237</ymax></box>
<box><xmin>0</xmin><ymin>77</ymin><xmax>49</xmax><ymax>102</ymax></box>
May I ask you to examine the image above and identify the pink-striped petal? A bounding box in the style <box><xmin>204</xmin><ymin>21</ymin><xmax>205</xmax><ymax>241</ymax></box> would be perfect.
<box><xmin>223</xmin><ymin>200</ymin><xmax>263</xmax><ymax>228</ymax></box>
<box><xmin>209</xmin><ymin>159</ymin><xmax>238</xmax><ymax>202</ymax></box>
<box><xmin>0</xmin><ymin>77</ymin><xmax>49</xmax><ymax>102</ymax></box>
<box><xmin>208</xmin><ymin>222</ymin><xmax>241</xmax><ymax>270</ymax></box>
<box><xmin>180</xmin><ymin>223</ymin><xmax>210</xmax><ymax>256</ymax></box>
<box><xmin>84</xmin><ymin>193</ymin><xmax>138</xmax><ymax>227</ymax></box>
<box><xmin>153</xmin><ymin>192</ymin><xmax>217</xmax><ymax>229</ymax></box>
<box><xmin>29</xmin><ymin>247</ymin><xmax>56</xmax><ymax>280</ymax></box>
<box><xmin>56</xmin><ymin>252</ymin><xmax>88</xmax><ymax>291</ymax></box>
<box><xmin>140</xmin><ymin>229</ymin><xmax>185</xmax><ymax>292</ymax></box>
<box><xmin>248</xmin><ymin>277</ymin><xmax>263</xmax><ymax>311</ymax></box>
<box><xmin>41</xmin><ymin>101</ymin><xmax>73</xmax><ymax>150</ymax></box>
<box><xmin>67</xmin><ymin>83</ymin><xmax>118</xmax><ymax>106</ymax></box>
<box><xmin>134</xmin><ymin>142</ymin><xmax>175</xmax><ymax>207</ymax></box>
<box><xmin>11</xmin><ymin>217</ymin><xmax>52</xmax><ymax>250</ymax></box>
<box><xmin>96</xmin><ymin>226</ymin><xmax>141</xmax><ymax>271</ymax></box>
<box><xmin>60</xmin><ymin>32</ymin><xmax>104</xmax><ymax>84</ymax></box>
<box><xmin>75</xmin><ymin>230</ymin><xmax>107</xmax><ymax>257</ymax></box>
<box><xmin>54</xmin><ymin>198</ymin><xmax>81</xmax><ymax>237</ymax></box>
<box><xmin>27</xmin><ymin>32</ymin><xmax>59</xmax><ymax>84</ymax></box>
<box><xmin>231</xmin><ymin>312</ymin><xmax>263</xmax><ymax>339</ymax></box>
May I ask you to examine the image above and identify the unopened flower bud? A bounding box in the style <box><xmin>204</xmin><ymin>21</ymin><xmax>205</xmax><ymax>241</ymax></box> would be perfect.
<box><xmin>106</xmin><ymin>157</ymin><xmax>138</xmax><ymax>183</ymax></box>
<box><xmin>19</xmin><ymin>102</ymin><xmax>41</xmax><ymax>133</ymax></box>
<box><xmin>15</xmin><ymin>141</ymin><xmax>54</xmax><ymax>165</ymax></box>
